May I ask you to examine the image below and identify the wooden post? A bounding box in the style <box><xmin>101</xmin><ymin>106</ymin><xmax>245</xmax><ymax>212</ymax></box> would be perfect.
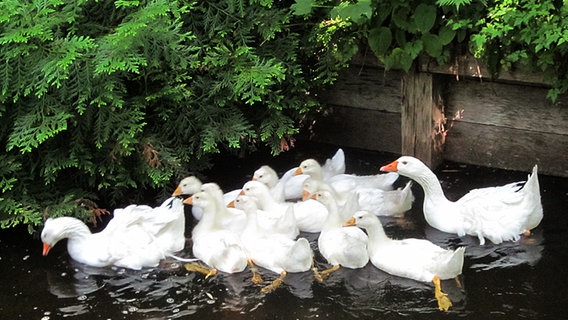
<box><xmin>401</xmin><ymin>72</ymin><xmax>445</xmax><ymax>169</ymax></box>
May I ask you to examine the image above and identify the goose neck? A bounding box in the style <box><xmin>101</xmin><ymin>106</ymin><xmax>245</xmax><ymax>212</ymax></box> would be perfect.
<box><xmin>244</xmin><ymin>210</ymin><xmax>260</xmax><ymax>234</ymax></box>
<box><xmin>365</xmin><ymin>221</ymin><xmax>390</xmax><ymax>245</ymax></box>
<box><xmin>411</xmin><ymin>170</ymin><xmax>448</xmax><ymax>202</ymax></box>
<box><xmin>195</xmin><ymin>201</ymin><xmax>222</xmax><ymax>231</ymax></box>
<box><xmin>323</xmin><ymin>201</ymin><xmax>344</xmax><ymax>229</ymax></box>
<box><xmin>63</xmin><ymin>220</ymin><xmax>92</xmax><ymax>240</ymax></box>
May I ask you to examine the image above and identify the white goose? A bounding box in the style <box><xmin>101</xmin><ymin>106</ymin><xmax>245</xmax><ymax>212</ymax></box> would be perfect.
<box><xmin>356</xmin><ymin>181</ymin><xmax>415</xmax><ymax>217</ymax></box>
<box><xmin>41</xmin><ymin>215</ymin><xmax>166</xmax><ymax>270</ymax></box>
<box><xmin>183</xmin><ymin>191</ymin><xmax>248</xmax><ymax>276</ymax></box>
<box><xmin>301</xmin><ymin>177</ymin><xmax>358</xmax><ymax>220</ymax></box>
<box><xmin>310</xmin><ymin>190</ymin><xmax>369</xmax><ymax>279</ymax></box>
<box><xmin>200</xmin><ymin>182</ymin><xmax>246</xmax><ymax>234</ymax></box>
<box><xmin>239</xmin><ymin>180</ymin><xmax>300</xmax><ymax>238</ymax></box>
<box><xmin>172</xmin><ymin>176</ymin><xmax>240</xmax><ymax>220</ymax></box>
<box><xmin>380</xmin><ymin>156</ymin><xmax>543</xmax><ymax>245</ymax></box>
<box><xmin>345</xmin><ymin>211</ymin><xmax>465</xmax><ymax>311</ymax></box>
<box><xmin>41</xmin><ymin>197</ymin><xmax>190</xmax><ymax>270</ymax></box>
<box><xmin>233</xmin><ymin>195</ymin><xmax>314</xmax><ymax>292</ymax></box>
<box><xmin>320</xmin><ymin>147</ymin><xmax>347</xmax><ymax>180</ymax></box>
<box><xmin>112</xmin><ymin>196</ymin><xmax>186</xmax><ymax>254</ymax></box>
<box><xmin>251</xmin><ymin>148</ymin><xmax>346</xmax><ymax>202</ymax></box>
<box><xmin>252</xmin><ymin>165</ymin><xmax>308</xmax><ymax>201</ymax></box>
<box><xmin>302</xmin><ymin>176</ymin><xmax>414</xmax><ymax>218</ymax></box>
<box><xmin>172</xmin><ymin>176</ymin><xmax>202</xmax><ymax>197</ymax></box>
<box><xmin>295</xmin><ymin>158</ymin><xmax>399</xmax><ymax>194</ymax></box>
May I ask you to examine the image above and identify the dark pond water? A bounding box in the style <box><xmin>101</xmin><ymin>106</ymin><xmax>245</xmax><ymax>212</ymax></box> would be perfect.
<box><xmin>1</xmin><ymin>141</ymin><xmax>567</xmax><ymax>319</ymax></box>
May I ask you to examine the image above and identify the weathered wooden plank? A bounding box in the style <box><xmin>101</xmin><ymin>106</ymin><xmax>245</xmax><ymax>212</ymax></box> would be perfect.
<box><xmin>419</xmin><ymin>55</ymin><xmax>550</xmax><ymax>86</ymax></box>
<box><xmin>445</xmin><ymin>79</ymin><xmax>568</xmax><ymax>135</ymax></box>
<box><xmin>319</xmin><ymin>66</ymin><xmax>402</xmax><ymax>113</ymax></box>
<box><xmin>444</xmin><ymin>121</ymin><xmax>568</xmax><ymax>177</ymax></box>
<box><xmin>306</xmin><ymin>105</ymin><xmax>401</xmax><ymax>154</ymax></box>
<box><xmin>401</xmin><ymin>73</ymin><xmax>444</xmax><ymax>168</ymax></box>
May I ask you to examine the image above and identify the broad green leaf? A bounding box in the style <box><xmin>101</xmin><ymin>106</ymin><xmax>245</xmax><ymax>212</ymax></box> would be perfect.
<box><xmin>438</xmin><ymin>25</ymin><xmax>456</xmax><ymax>45</ymax></box>
<box><xmin>392</xmin><ymin>7</ymin><xmax>411</xmax><ymax>30</ymax></box>
<box><xmin>368</xmin><ymin>27</ymin><xmax>392</xmax><ymax>56</ymax></box>
<box><xmin>405</xmin><ymin>40</ymin><xmax>424</xmax><ymax>59</ymax></box>
<box><xmin>422</xmin><ymin>33</ymin><xmax>443</xmax><ymax>57</ymax></box>
<box><xmin>384</xmin><ymin>47</ymin><xmax>414</xmax><ymax>72</ymax></box>
<box><xmin>415</xmin><ymin>4</ymin><xmax>437</xmax><ymax>33</ymax></box>
<box><xmin>375</xmin><ymin>3</ymin><xmax>391</xmax><ymax>25</ymax></box>
<box><xmin>291</xmin><ymin>0</ymin><xmax>315</xmax><ymax>16</ymax></box>
<box><xmin>395</xmin><ymin>29</ymin><xmax>407</xmax><ymax>47</ymax></box>
<box><xmin>331</xmin><ymin>0</ymin><xmax>372</xmax><ymax>24</ymax></box>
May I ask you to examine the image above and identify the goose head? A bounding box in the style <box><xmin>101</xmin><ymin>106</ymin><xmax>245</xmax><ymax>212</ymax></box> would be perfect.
<box><xmin>200</xmin><ymin>182</ymin><xmax>225</xmax><ymax>199</ymax></box>
<box><xmin>172</xmin><ymin>176</ymin><xmax>202</xmax><ymax>196</ymax></box>
<box><xmin>309</xmin><ymin>189</ymin><xmax>335</xmax><ymax>207</ymax></box>
<box><xmin>344</xmin><ymin>211</ymin><xmax>379</xmax><ymax>229</ymax></box>
<box><xmin>301</xmin><ymin>177</ymin><xmax>318</xmax><ymax>200</ymax></box>
<box><xmin>295</xmin><ymin>159</ymin><xmax>322</xmax><ymax>178</ymax></box>
<box><xmin>240</xmin><ymin>180</ymin><xmax>270</xmax><ymax>198</ymax></box>
<box><xmin>302</xmin><ymin>177</ymin><xmax>334</xmax><ymax>201</ymax></box>
<box><xmin>380</xmin><ymin>156</ymin><xmax>430</xmax><ymax>179</ymax></box>
<box><xmin>232</xmin><ymin>195</ymin><xmax>258</xmax><ymax>212</ymax></box>
<box><xmin>183</xmin><ymin>191</ymin><xmax>214</xmax><ymax>209</ymax></box>
<box><xmin>41</xmin><ymin>217</ymin><xmax>89</xmax><ymax>256</ymax></box>
<box><xmin>252</xmin><ymin>165</ymin><xmax>278</xmax><ymax>188</ymax></box>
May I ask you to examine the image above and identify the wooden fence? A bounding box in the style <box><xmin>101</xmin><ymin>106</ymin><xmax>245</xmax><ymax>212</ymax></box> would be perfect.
<box><xmin>309</xmin><ymin>54</ymin><xmax>568</xmax><ymax>178</ymax></box>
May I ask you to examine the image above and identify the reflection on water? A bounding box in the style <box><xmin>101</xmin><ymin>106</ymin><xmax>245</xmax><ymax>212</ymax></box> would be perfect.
<box><xmin>1</xmin><ymin>142</ymin><xmax>567</xmax><ymax>320</ymax></box>
<box><xmin>42</xmin><ymin>232</ymin><xmax>472</xmax><ymax>318</ymax></box>
<box><xmin>44</xmin><ymin>256</ymin><xmax>266</xmax><ymax>318</ymax></box>
<box><xmin>423</xmin><ymin>226</ymin><xmax>545</xmax><ymax>271</ymax></box>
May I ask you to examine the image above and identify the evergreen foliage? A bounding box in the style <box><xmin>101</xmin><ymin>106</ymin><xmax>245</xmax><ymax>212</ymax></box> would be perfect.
<box><xmin>0</xmin><ymin>0</ymin><xmax>341</xmax><ymax>232</ymax></box>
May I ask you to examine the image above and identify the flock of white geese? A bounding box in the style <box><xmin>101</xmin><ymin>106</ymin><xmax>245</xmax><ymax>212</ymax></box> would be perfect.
<box><xmin>40</xmin><ymin>149</ymin><xmax>543</xmax><ymax>311</ymax></box>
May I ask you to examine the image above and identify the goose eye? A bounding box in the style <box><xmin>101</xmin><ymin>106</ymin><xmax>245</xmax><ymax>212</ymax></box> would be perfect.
<box><xmin>401</xmin><ymin>161</ymin><xmax>408</xmax><ymax>165</ymax></box>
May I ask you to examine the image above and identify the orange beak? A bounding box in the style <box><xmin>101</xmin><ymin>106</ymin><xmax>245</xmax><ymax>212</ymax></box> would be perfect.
<box><xmin>42</xmin><ymin>243</ymin><xmax>51</xmax><ymax>256</ymax></box>
<box><xmin>251</xmin><ymin>177</ymin><xmax>257</xmax><ymax>181</ymax></box>
<box><xmin>172</xmin><ymin>186</ymin><xmax>183</xmax><ymax>197</ymax></box>
<box><xmin>301</xmin><ymin>190</ymin><xmax>311</xmax><ymax>201</ymax></box>
<box><xmin>293</xmin><ymin>167</ymin><xmax>303</xmax><ymax>176</ymax></box>
<box><xmin>309</xmin><ymin>193</ymin><xmax>318</xmax><ymax>200</ymax></box>
<box><xmin>227</xmin><ymin>200</ymin><xmax>235</xmax><ymax>208</ymax></box>
<box><xmin>380</xmin><ymin>160</ymin><xmax>399</xmax><ymax>172</ymax></box>
<box><xmin>183</xmin><ymin>196</ymin><xmax>193</xmax><ymax>205</ymax></box>
<box><xmin>343</xmin><ymin>217</ymin><xmax>356</xmax><ymax>227</ymax></box>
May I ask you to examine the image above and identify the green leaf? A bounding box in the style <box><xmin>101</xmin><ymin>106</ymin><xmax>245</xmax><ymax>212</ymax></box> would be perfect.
<box><xmin>368</xmin><ymin>27</ymin><xmax>392</xmax><ymax>56</ymax></box>
<box><xmin>422</xmin><ymin>33</ymin><xmax>443</xmax><ymax>57</ymax></box>
<box><xmin>395</xmin><ymin>29</ymin><xmax>407</xmax><ymax>47</ymax></box>
<box><xmin>291</xmin><ymin>0</ymin><xmax>315</xmax><ymax>16</ymax></box>
<box><xmin>415</xmin><ymin>4</ymin><xmax>437</xmax><ymax>33</ymax></box>
<box><xmin>438</xmin><ymin>25</ymin><xmax>456</xmax><ymax>45</ymax></box>
<box><xmin>384</xmin><ymin>47</ymin><xmax>415</xmax><ymax>72</ymax></box>
<box><xmin>331</xmin><ymin>0</ymin><xmax>372</xmax><ymax>24</ymax></box>
<box><xmin>392</xmin><ymin>7</ymin><xmax>411</xmax><ymax>31</ymax></box>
